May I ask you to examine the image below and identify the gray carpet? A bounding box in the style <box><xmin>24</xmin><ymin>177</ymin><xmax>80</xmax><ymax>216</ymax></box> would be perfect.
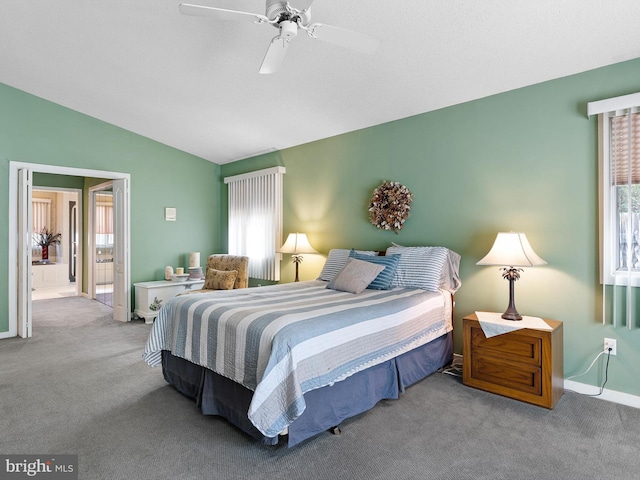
<box><xmin>1</xmin><ymin>296</ymin><xmax>639</xmax><ymax>480</ymax></box>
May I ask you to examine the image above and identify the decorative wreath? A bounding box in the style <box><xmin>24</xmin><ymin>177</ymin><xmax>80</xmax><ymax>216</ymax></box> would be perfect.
<box><xmin>368</xmin><ymin>181</ymin><xmax>413</xmax><ymax>233</ymax></box>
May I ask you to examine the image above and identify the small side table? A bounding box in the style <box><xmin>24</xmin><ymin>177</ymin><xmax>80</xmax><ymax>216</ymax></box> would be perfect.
<box><xmin>462</xmin><ymin>313</ymin><xmax>564</xmax><ymax>409</ymax></box>
<box><xmin>134</xmin><ymin>279</ymin><xmax>205</xmax><ymax>324</ymax></box>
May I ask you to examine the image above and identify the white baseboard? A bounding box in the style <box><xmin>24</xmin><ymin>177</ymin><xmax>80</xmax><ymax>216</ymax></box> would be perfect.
<box><xmin>564</xmin><ymin>380</ymin><xmax>640</xmax><ymax>409</ymax></box>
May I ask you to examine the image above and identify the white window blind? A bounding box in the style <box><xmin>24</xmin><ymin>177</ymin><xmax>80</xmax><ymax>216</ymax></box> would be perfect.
<box><xmin>590</xmin><ymin>92</ymin><xmax>640</xmax><ymax>329</ymax></box>
<box><xmin>32</xmin><ymin>198</ymin><xmax>51</xmax><ymax>233</ymax></box>
<box><xmin>96</xmin><ymin>202</ymin><xmax>114</xmax><ymax>235</ymax></box>
<box><xmin>225</xmin><ymin>166</ymin><xmax>285</xmax><ymax>281</ymax></box>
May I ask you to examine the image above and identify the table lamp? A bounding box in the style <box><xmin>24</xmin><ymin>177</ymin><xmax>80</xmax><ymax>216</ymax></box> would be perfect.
<box><xmin>476</xmin><ymin>232</ymin><xmax>547</xmax><ymax>320</ymax></box>
<box><xmin>278</xmin><ymin>232</ymin><xmax>318</xmax><ymax>282</ymax></box>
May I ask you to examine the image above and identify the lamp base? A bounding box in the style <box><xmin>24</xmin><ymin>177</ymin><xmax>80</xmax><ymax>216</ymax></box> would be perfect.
<box><xmin>502</xmin><ymin>270</ymin><xmax>522</xmax><ymax>320</ymax></box>
<box><xmin>501</xmin><ymin>309</ymin><xmax>522</xmax><ymax>321</ymax></box>
<box><xmin>292</xmin><ymin>255</ymin><xmax>302</xmax><ymax>282</ymax></box>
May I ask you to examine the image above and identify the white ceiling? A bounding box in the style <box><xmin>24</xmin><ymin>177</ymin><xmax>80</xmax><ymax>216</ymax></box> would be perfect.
<box><xmin>2</xmin><ymin>1</ymin><xmax>640</xmax><ymax>165</ymax></box>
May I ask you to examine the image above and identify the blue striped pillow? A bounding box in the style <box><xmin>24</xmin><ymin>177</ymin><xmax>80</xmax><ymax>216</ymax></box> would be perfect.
<box><xmin>386</xmin><ymin>246</ymin><xmax>449</xmax><ymax>291</ymax></box>
<box><xmin>349</xmin><ymin>250</ymin><xmax>400</xmax><ymax>290</ymax></box>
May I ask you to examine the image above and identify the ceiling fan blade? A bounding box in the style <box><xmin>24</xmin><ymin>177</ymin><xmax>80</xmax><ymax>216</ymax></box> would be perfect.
<box><xmin>179</xmin><ymin>3</ymin><xmax>268</xmax><ymax>23</ymax></box>
<box><xmin>307</xmin><ymin>23</ymin><xmax>380</xmax><ymax>55</ymax></box>
<box><xmin>259</xmin><ymin>36</ymin><xmax>291</xmax><ymax>74</ymax></box>
<box><xmin>293</xmin><ymin>0</ymin><xmax>315</xmax><ymax>12</ymax></box>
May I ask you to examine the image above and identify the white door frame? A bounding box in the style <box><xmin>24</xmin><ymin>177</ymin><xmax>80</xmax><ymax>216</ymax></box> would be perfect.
<box><xmin>6</xmin><ymin>161</ymin><xmax>131</xmax><ymax>339</ymax></box>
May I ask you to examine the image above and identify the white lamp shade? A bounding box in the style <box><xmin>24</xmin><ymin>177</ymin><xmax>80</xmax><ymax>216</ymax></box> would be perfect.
<box><xmin>476</xmin><ymin>232</ymin><xmax>547</xmax><ymax>267</ymax></box>
<box><xmin>278</xmin><ymin>233</ymin><xmax>318</xmax><ymax>255</ymax></box>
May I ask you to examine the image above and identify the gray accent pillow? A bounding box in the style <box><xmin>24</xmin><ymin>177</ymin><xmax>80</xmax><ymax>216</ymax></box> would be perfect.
<box><xmin>326</xmin><ymin>258</ymin><xmax>385</xmax><ymax>294</ymax></box>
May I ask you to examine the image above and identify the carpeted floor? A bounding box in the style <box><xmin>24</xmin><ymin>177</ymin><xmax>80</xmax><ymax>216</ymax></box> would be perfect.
<box><xmin>1</xmin><ymin>296</ymin><xmax>639</xmax><ymax>480</ymax></box>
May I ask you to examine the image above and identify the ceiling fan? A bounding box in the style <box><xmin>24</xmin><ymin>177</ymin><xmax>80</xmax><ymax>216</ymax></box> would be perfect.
<box><xmin>179</xmin><ymin>1</ymin><xmax>381</xmax><ymax>74</ymax></box>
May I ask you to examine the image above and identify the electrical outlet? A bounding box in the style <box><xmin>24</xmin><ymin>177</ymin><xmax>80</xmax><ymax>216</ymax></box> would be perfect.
<box><xmin>604</xmin><ymin>338</ymin><xmax>617</xmax><ymax>356</ymax></box>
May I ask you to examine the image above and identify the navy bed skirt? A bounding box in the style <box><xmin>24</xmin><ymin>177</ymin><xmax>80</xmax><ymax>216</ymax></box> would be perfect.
<box><xmin>161</xmin><ymin>331</ymin><xmax>453</xmax><ymax>447</ymax></box>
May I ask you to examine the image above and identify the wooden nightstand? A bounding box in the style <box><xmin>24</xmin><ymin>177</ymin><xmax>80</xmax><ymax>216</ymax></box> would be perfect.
<box><xmin>462</xmin><ymin>313</ymin><xmax>563</xmax><ymax>409</ymax></box>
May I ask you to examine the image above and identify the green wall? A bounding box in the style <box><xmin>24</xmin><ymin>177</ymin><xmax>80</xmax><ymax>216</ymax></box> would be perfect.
<box><xmin>221</xmin><ymin>58</ymin><xmax>640</xmax><ymax>397</ymax></box>
<box><xmin>3</xmin><ymin>57</ymin><xmax>640</xmax><ymax>398</ymax></box>
<box><xmin>33</xmin><ymin>172</ymin><xmax>85</xmax><ymax>189</ymax></box>
<box><xmin>0</xmin><ymin>82</ymin><xmax>223</xmax><ymax>332</ymax></box>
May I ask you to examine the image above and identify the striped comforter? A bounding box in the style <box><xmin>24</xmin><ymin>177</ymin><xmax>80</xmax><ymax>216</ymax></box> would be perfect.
<box><xmin>143</xmin><ymin>280</ymin><xmax>452</xmax><ymax>438</ymax></box>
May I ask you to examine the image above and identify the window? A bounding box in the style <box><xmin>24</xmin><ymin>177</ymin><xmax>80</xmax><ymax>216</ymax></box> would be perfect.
<box><xmin>590</xmin><ymin>92</ymin><xmax>640</xmax><ymax>328</ymax></box>
<box><xmin>224</xmin><ymin>166</ymin><xmax>285</xmax><ymax>281</ymax></box>
<box><xmin>591</xmin><ymin>96</ymin><xmax>640</xmax><ymax>286</ymax></box>
<box><xmin>609</xmin><ymin>111</ymin><xmax>640</xmax><ymax>271</ymax></box>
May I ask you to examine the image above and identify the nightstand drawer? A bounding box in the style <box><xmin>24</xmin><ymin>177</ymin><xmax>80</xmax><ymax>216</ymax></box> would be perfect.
<box><xmin>470</xmin><ymin>355</ymin><xmax>541</xmax><ymax>396</ymax></box>
<box><xmin>470</xmin><ymin>325</ymin><xmax>542</xmax><ymax>366</ymax></box>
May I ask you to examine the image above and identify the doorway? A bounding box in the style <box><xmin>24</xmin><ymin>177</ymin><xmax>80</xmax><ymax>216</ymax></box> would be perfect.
<box><xmin>7</xmin><ymin>162</ymin><xmax>131</xmax><ymax>339</ymax></box>
<box><xmin>30</xmin><ymin>187</ymin><xmax>81</xmax><ymax>301</ymax></box>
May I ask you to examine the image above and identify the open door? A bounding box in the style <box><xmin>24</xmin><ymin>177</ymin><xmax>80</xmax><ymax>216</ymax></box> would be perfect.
<box><xmin>17</xmin><ymin>168</ymin><xmax>32</xmax><ymax>338</ymax></box>
<box><xmin>112</xmin><ymin>178</ymin><xmax>130</xmax><ymax>322</ymax></box>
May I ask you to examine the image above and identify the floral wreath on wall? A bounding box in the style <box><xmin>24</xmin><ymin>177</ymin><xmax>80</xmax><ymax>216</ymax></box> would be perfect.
<box><xmin>368</xmin><ymin>181</ymin><xmax>413</xmax><ymax>233</ymax></box>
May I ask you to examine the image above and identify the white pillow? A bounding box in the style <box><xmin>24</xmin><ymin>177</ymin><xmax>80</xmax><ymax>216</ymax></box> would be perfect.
<box><xmin>326</xmin><ymin>258</ymin><xmax>385</xmax><ymax>294</ymax></box>
<box><xmin>317</xmin><ymin>249</ymin><xmax>377</xmax><ymax>282</ymax></box>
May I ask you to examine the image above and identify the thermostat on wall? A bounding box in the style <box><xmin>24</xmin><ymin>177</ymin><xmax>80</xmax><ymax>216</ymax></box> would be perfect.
<box><xmin>165</xmin><ymin>207</ymin><xmax>177</xmax><ymax>221</ymax></box>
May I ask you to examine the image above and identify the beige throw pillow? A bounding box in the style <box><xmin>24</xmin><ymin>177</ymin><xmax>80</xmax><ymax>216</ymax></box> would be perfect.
<box><xmin>204</xmin><ymin>268</ymin><xmax>238</xmax><ymax>290</ymax></box>
<box><xmin>326</xmin><ymin>258</ymin><xmax>385</xmax><ymax>294</ymax></box>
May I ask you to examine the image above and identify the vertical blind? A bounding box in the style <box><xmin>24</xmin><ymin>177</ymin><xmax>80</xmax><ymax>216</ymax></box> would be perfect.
<box><xmin>225</xmin><ymin>167</ymin><xmax>285</xmax><ymax>281</ymax></box>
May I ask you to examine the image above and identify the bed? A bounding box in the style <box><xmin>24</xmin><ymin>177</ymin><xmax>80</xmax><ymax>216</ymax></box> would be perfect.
<box><xmin>143</xmin><ymin>245</ymin><xmax>461</xmax><ymax>447</ymax></box>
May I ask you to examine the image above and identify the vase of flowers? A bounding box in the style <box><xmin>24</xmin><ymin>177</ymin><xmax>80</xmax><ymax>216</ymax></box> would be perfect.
<box><xmin>34</xmin><ymin>227</ymin><xmax>62</xmax><ymax>262</ymax></box>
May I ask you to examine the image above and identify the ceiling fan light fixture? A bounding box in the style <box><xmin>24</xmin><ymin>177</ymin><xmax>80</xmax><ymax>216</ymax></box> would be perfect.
<box><xmin>279</xmin><ymin>20</ymin><xmax>299</xmax><ymax>40</ymax></box>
